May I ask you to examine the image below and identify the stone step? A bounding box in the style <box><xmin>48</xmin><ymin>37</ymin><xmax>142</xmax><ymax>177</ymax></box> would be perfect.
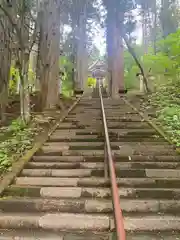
<box><xmin>49</xmin><ymin>135</ymin><xmax>164</xmax><ymax>142</ymax></box>
<box><xmin>0</xmin><ymin>213</ymin><xmax>180</xmax><ymax>232</ymax></box>
<box><xmin>20</xmin><ymin>168</ymin><xmax>180</xmax><ymax>178</ymax></box>
<box><xmin>0</xmin><ymin>213</ymin><xmax>110</xmax><ymax>231</ymax></box>
<box><xmin>38</xmin><ymin>147</ymin><xmax>175</xmax><ymax>157</ymax></box>
<box><xmin>1</xmin><ymin>230</ymin><xmax>179</xmax><ymax>240</ymax></box>
<box><xmin>14</xmin><ymin>177</ymin><xmax>180</xmax><ymax>188</ymax></box>
<box><xmin>63</xmin><ymin>118</ymin><xmax>145</xmax><ymax>123</ymax></box>
<box><xmin>50</xmin><ymin>135</ymin><xmax>101</xmax><ymax>141</ymax></box>
<box><xmin>25</xmin><ymin>161</ymin><xmax>180</xmax><ymax>170</ymax></box>
<box><xmin>126</xmin><ymin>232</ymin><xmax>180</xmax><ymax>240</ymax></box>
<box><xmin>2</xmin><ymin>197</ymin><xmax>180</xmax><ymax>214</ymax></box>
<box><xmin>60</xmin><ymin>121</ymin><xmax>150</xmax><ymax>129</ymax></box>
<box><xmin>53</xmin><ymin>129</ymin><xmax>156</xmax><ymax>135</ymax></box>
<box><xmin>36</xmin><ymin>149</ymin><xmax>121</xmax><ymax>157</ymax></box>
<box><xmin>100</xmin><ymin>117</ymin><xmax>143</xmax><ymax>121</ymax></box>
<box><xmin>5</xmin><ymin>186</ymin><xmax>180</xmax><ymax>200</ymax></box>
<box><xmin>32</xmin><ymin>155</ymin><xmax>180</xmax><ymax>163</ymax></box>
<box><xmin>0</xmin><ymin>229</ymin><xmax>110</xmax><ymax>240</ymax></box>
<box><xmin>44</xmin><ymin>141</ymin><xmax>169</xmax><ymax>148</ymax></box>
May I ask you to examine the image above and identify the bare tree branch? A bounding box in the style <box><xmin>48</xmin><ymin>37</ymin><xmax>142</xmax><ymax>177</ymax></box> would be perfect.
<box><xmin>122</xmin><ymin>32</ymin><xmax>150</xmax><ymax>93</ymax></box>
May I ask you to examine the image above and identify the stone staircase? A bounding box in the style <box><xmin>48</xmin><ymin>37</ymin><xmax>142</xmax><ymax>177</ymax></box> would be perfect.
<box><xmin>0</xmin><ymin>97</ymin><xmax>180</xmax><ymax>239</ymax></box>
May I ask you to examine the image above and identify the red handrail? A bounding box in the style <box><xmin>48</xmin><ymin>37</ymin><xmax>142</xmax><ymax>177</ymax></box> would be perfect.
<box><xmin>98</xmin><ymin>83</ymin><xmax>126</xmax><ymax>240</ymax></box>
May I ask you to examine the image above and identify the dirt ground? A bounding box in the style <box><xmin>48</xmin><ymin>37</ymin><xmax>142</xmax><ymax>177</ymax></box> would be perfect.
<box><xmin>0</xmin><ymin>94</ymin><xmax>74</xmax><ymax>128</ymax></box>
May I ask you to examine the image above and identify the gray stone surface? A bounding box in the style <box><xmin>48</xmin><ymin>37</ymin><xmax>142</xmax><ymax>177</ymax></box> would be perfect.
<box><xmin>21</xmin><ymin>169</ymin><xmax>92</xmax><ymax>177</ymax></box>
<box><xmin>85</xmin><ymin>200</ymin><xmax>112</xmax><ymax>213</ymax></box>
<box><xmin>32</xmin><ymin>156</ymin><xmax>84</xmax><ymax>162</ymax></box>
<box><xmin>39</xmin><ymin>213</ymin><xmax>110</xmax><ymax>230</ymax></box>
<box><xmin>40</xmin><ymin>187</ymin><xmax>82</xmax><ymax>198</ymax></box>
<box><xmin>111</xmin><ymin>216</ymin><xmax>180</xmax><ymax>231</ymax></box>
<box><xmin>16</xmin><ymin>177</ymin><xmax>79</xmax><ymax>187</ymax></box>
<box><xmin>0</xmin><ymin>214</ymin><xmax>39</xmax><ymax>229</ymax></box>
<box><xmin>146</xmin><ymin>169</ymin><xmax>180</xmax><ymax>178</ymax></box>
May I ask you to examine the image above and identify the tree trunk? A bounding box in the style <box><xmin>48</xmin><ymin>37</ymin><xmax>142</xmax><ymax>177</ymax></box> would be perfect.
<box><xmin>152</xmin><ymin>0</ymin><xmax>157</xmax><ymax>54</ymax></box>
<box><xmin>18</xmin><ymin>2</ymin><xmax>31</xmax><ymax>124</ymax></box>
<box><xmin>29</xmin><ymin>43</ymin><xmax>39</xmax><ymax>91</ymax></box>
<box><xmin>112</xmin><ymin>16</ymin><xmax>124</xmax><ymax>98</ymax></box>
<box><xmin>106</xmin><ymin>9</ymin><xmax>113</xmax><ymax>96</ymax></box>
<box><xmin>0</xmin><ymin>6</ymin><xmax>12</xmax><ymax>123</ymax></box>
<box><xmin>38</xmin><ymin>0</ymin><xmax>61</xmax><ymax>110</ymax></box>
<box><xmin>75</xmin><ymin>5</ymin><xmax>88</xmax><ymax>92</ymax></box>
<box><xmin>142</xmin><ymin>10</ymin><xmax>148</xmax><ymax>54</ymax></box>
<box><xmin>106</xmin><ymin>9</ymin><xmax>124</xmax><ymax>98</ymax></box>
<box><xmin>19</xmin><ymin>51</ymin><xmax>30</xmax><ymax>124</ymax></box>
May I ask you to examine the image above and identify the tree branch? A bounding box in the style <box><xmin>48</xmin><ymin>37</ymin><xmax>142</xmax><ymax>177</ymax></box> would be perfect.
<box><xmin>122</xmin><ymin>33</ymin><xmax>150</xmax><ymax>93</ymax></box>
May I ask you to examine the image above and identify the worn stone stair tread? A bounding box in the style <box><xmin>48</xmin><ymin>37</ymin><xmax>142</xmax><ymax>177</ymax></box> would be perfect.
<box><xmin>25</xmin><ymin>161</ymin><xmax>180</xmax><ymax>170</ymax></box>
<box><xmin>126</xmin><ymin>232</ymin><xmax>180</xmax><ymax>240</ymax></box>
<box><xmin>49</xmin><ymin>138</ymin><xmax>165</xmax><ymax>143</ymax></box>
<box><xmin>0</xmin><ymin>213</ymin><xmax>110</xmax><ymax>231</ymax></box>
<box><xmin>2</xmin><ymin>197</ymin><xmax>180</xmax><ymax>214</ymax></box>
<box><xmin>25</xmin><ymin>162</ymin><xmax>83</xmax><ymax>169</ymax></box>
<box><xmin>15</xmin><ymin>177</ymin><xmax>180</xmax><ymax>188</ymax></box>
<box><xmin>38</xmin><ymin>148</ymin><xmax>176</xmax><ymax>156</ymax></box>
<box><xmin>5</xmin><ymin>186</ymin><xmax>180</xmax><ymax>200</ymax></box>
<box><xmin>50</xmin><ymin>128</ymin><xmax>156</xmax><ymax>134</ymax></box>
<box><xmin>20</xmin><ymin>168</ymin><xmax>180</xmax><ymax>178</ymax></box>
<box><xmin>0</xmin><ymin>230</ymin><xmax>64</xmax><ymax>240</ymax></box>
<box><xmin>2</xmin><ymin>231</ymin><xmax>180</xmax><ymax>240</ymax></box>
<box><xmin>1</xmin><ymin>213</ymin><xmax>180</xmax><ymax>231</ymax></box>
<box><xmin>49</xmin><ymin>135</ymin><xmax>100</xmax><ymax>141</ymax></box>
<box><xmin>0</xmin><ymin>230</ymin><xmax>109</xmax><ymax>240</ymax></box>
<box><xmin>32</xmin><ymin>155</ymin><xmax>180</xmax><ymax>163</ymax></box>
<box><xmin>123</xmin><ymin>215</ymin><xmax>180</xmax><ymax>231</ymax></box>
<box><xmin>44</xmin><ymin>141</ymin><xmax>170</xmax><ymax>147</ymax></box>
<box><xmin>21</xmin><ymin>169</ymin><xmax>93</xmax><ymax>177</ymax></box>
<box><xmin>32</xmin><ymin>155</ymin><xmax>85</xmax><ymax>162</ymax></box>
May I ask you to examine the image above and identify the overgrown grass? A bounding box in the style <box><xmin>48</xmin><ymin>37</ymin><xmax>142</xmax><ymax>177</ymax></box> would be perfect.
<box><xmin>0</xmin><ymin>119</ymin><xmax>39</xmax><ymax>173</ymax></box>
<box><xmin>147</xmin><ymin>79</ymin><xmax>180</xmax><ymax>146</ymax></box>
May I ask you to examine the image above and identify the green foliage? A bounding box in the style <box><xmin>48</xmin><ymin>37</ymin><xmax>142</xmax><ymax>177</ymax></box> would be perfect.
<box><xmin>9</xmin><ymin>66</ymin><xmax>36</xmax><ymax>94</ymax></box>
<box><xmin>124</xmin><ymin>30</ymin><xmax>180</xmax><ymax>90</ymax></box>
<box><xmin>87</xmin><ymin>77</ymin><xmax>96</xmax><ymax>87</ymax></box>
<box><xmin>148</xmin><ymin>85</ymin><xmax>180</xmax><ymax>146</ymax></box>
<box><xmin>59</xmin><ymin>56</ymin><xmax>74</xmax><ymax>97</ymax></box>
<box><xmin>124</xmin><ymin>45</ymin><xmax>143</xmax><ymax>90</ymax></box>
<box><xmin>0</xmin><ymin>119</ymin><xmax>37</xmax><ymax>173</ymax></box>
<box><xmin>9</xmin><ymin>67</ymin><xmax>19</xmax><ymax>94</ymax></box>
<box><xmin>142</xmin><ymin>29</ymin><xmax>180</xmax><ymax>146</ymax></box>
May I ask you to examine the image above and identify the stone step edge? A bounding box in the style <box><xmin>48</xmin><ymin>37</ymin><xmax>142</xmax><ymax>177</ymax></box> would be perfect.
<box><xmin>1</xmin><ymin>229</ymin><xmax>180</xmax><ymax>240</ymax></box>
<box><xmin>1</xmin><ymin>197</ymin><xmax>180</xmax><ymax>214</ymax></box>
<box><xmin>4</xmin><ymin>186</ymin><xmax>180</xmax><ymax>200</ymax></box>
<box><xmin>31</xmin><ymin>155</ymin><xmax>180</xmax><ymax>162</ymax></box>
<box><xmin>0</xmin><ymin>213</ymin><xmax>180</xmax><ymax>231</ymax></box>
<box><xmin>25</xmin><ymin>161</ymin><xmax>180</xmax><ymax>170</ymax></box>
<box><xmin>0</xmin><ymin>229</ymin><xmax>109</xmax><ymax>240</ymax></box>
<box><xmin>14</xmin><ymin>177</ymin><xmax>180</xmax><ymax>188</ymax></box>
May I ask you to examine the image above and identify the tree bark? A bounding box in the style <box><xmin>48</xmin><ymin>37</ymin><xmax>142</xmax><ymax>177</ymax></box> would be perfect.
<box><xmin>37</xmin><ymin>0</ymin><xmax>61</xmax><ymax>110</ymax></box>
<box><xmin>29</xmin><ymin>43</ymin><xmax>39</xmax><ymax>91</ymax></box>
<box><xmin>111</xmin><ymin>13</ymin><xmax>124</xmax><ymax>98</ymax></box>
<box><xmin>0</xmin><ymin>4</ymin><xmax>12</xmax><ymax>123</ymax></box>
<box><xmin>18</xmin><ymin>2</ymin><xmax>31</xmax><ymax>124</ymax></box>
<box><xmin>74</xmin><ymin>3</ymin><xmax>88</xmax><ymax>92</ymax></box>
<box><xmin>152</xmin><ymin>0</ymin><xmax>157</xmax><ymax>54</ymax></box>
<box><xmin>106</xmin><ymin>7</ymin><xmax>124</xmax><ymax>98</ymax></box>
<box><xmin>106</xmin><ymin>8</ymin><xmax>113</xmax><ymax>96</ymax></box>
